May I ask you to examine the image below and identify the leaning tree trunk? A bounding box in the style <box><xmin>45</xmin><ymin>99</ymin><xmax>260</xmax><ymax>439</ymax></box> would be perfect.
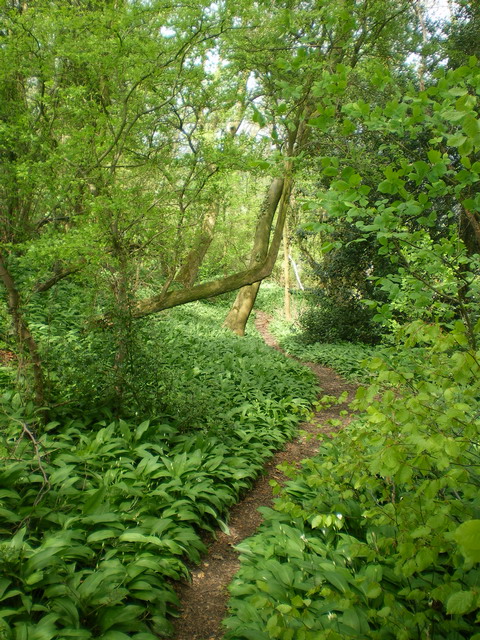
<box><xmin>175</xmin><ymin>203</ymin><xmax>219</xmax><ymax>288</ymax></box>
<box><xmin>224</xmin><ymin>109</ymin><xmax>308</xmax><ymax>337</ymax></box>
<box><xmin>0</xmin><ymin>251</ymin><xmax>45</xmax><ymax>408</ymax></box>
<box><xmin>223</xmin><ymin>177</ymin><xmax>286</xmax><ymax>335</ymax></box>
<box><xmin>223</xmin><ymin>281</ymin><xmax>262</xmax><ymax>336</ymax></box>
<box><xmin>132</xmin><ymin>178</ymin><xmax>290</xmax><ymax>318</ymax></box>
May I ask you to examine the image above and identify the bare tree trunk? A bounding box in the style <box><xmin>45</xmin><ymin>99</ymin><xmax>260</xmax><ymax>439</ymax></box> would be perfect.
<box><xmin>223</xmin><ymin>177</ymin><xmax>285</xmax><ymax>335</ymax></box>
<box><xmin>176</xmin><ymin>203</ymin><xmax>219</xmax><ymax>288</ymax></box>
<box><xmin>0</xmin><ymin>251</ymin><xmax>45</xmax><ymax>408</ymax></box>
<box><xmin>283</xmin><ymin>220</ymin><xmax>291</xmax><ymax>321</ymax></box>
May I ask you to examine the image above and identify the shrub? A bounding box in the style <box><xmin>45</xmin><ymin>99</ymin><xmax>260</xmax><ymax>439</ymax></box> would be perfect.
<box><xmin>299</xmin><ymin>292</ymin><xmax>380</xmax><ymax>345</ymax></box>
<box><xmin>224</xmin><ymin>320</ymin><xmax>480</xmax><ymax>640</ymax></box>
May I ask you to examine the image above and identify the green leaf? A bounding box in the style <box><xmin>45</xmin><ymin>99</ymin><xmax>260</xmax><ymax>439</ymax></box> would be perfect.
<box><xmin>87</xmin><ymin>530</ymin><xmax>118</xmax><ymax>543</ymax></box>
<box><xmin>323</xmin><ymin>570</ymin><xmax>349</xmax><ymax>593</ymax></box>
<box><xmin>447</xmin><ymin>133</ymin><xmax>467</xmax><ymax>148</ymax></box>
<box><xmin>98</xmin><ymin>605</ymin><xmax>144</xmax><ymax>632</ymax></box>
<box><xmin>276</xmin><ymin>604</ymin><xmax>292</xmax><ymax>614</ymax></box>
<box><xmin>82</xmin><ymin>486</ymin><xmax>107</xmax><ymax>515</ymax></box>
<box><xmin>25</xmin><ymin>571</ymin><xmax>44</xmax><ymax>586</ymax></box>
<box><xmin>453</xmin><ymin>520</ymin><xmax>480</xmax><ymax>562</ymax></box>
<box><xmin>446</xmin><ymin>591</ymin><xmax>476</xmax><ymax>615</ymax></box>
<box><xmin>378</xmin><ymin>180</ymin><xmax>395</xmax><ymax>194</ymax></box>
<box><xmin>427</xmin><ymin>149</ymin><xmax>442</xmax><ymax>164</ymax></box>
<box><xmin>134</xmin><ymin>421</ymin><xmax>150</xmax><ymax>441</ymax></box>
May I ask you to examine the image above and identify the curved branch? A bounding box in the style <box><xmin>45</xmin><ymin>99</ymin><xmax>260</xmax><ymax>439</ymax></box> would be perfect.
<box><xmin>132</xmin><ymin>183</ymin><xmax>288</xmax><ymax>318</ymax></box>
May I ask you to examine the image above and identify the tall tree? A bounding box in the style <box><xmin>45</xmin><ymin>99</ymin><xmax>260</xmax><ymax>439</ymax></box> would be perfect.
<box><xmin>220</xmin><ymin>0</ymin><xmax>417</xmax><ymax>335</ymax></box>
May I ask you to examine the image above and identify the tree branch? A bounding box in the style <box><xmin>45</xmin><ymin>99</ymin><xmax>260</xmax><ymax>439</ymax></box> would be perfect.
<box><xmin>132</xmin><ymin>181</ymin><xmax>288</xmax><ymax>318</ymax></box>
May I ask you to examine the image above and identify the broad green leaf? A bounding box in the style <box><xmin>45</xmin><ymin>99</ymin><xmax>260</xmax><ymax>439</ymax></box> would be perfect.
<box><xmin>453</xmin><ymin>520</ymin><xmax>480</xmax><ymax>562</ymax></box>
<box><xmin>87</xmin><ymin>530</ymin><xmax>118</xmax><ymax>543</ymax></box>
<box><xmin>446</xmin><ymin>591</ymin><xmax>476</xmax><ymax>615</ymax></box>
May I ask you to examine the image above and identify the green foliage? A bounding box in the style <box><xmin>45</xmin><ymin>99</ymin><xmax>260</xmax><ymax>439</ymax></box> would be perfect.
<box><xmin>267</xmin><ymin>317</ymin><xmax>376</xmax><ymax>380</ymax></box>
<box><xmin>255</xmin><ymin>284</ymin><xmax>286</xmax><ymax>315</ymax></box>
<box><xmin>312</xmin><ymin>62</ymin><xmax>480</xmax><ymax>340</ymax></box>
<box><xmin>295</xmin><ymin>222</ymin><xmax>390</xmax><ymax>346</ymax></box>
<box><xmin>223</xmin><ymin>60</ymin><xmax>480</xmax><ymax>640</ymax></box>
<box><xmin>0</xmin><ymin>304</ymin><xmax>318</xmax><ymax>639</ymax></box>
<box><xmin>224</xmin><ymin>321</ymin><xmax>480</xmax><ymax>639</ymax></box>
<box><xmin>21</xmin><ymin>294</ymin><xmax>316</xmax><ymax>425</ymax></box>
<box><xmin>298</xmin><ymin>293</ymin><xmax>380</xmax><ymax>345</ymax></box>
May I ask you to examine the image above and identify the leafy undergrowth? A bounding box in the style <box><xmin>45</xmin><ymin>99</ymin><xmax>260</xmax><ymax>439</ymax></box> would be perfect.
<box><xmin>267</xmin><ymin>317</ymin><xmax>377</xmax><ymax>380</ymax></box>
<box><xmin>224</xmin><ymin>321</ymin><xmax>480</xmax><ymax>640</ymax></box>
<box><xmin>0</xmin><ymin>304</ymin><xmax>318</xmax><ymax>640</ymax></box>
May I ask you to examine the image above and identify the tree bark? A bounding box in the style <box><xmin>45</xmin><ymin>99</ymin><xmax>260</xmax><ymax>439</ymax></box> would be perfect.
<box><xmin>34</xmin><ymin>263</ymin><xmax>84</xmax><ymax>292</ymax></box>
<box><xmin>283</xmin><ymin>220</ymin><xmax>291</xmax><ymax>321</ymax></box>
<box><xmin>0</xmin><ymin>251</ymin><xmax>45</xmax><ymax>407</ymax></box>
<box><xmin>223</xmin><ymin>177</ymin><xmax>285</xmax><ymax>335</ymax></box>
<box><xmin>175</xmin><ymin>203</ymin><xmax>219</xmax><ymax>288</ymax></box>
<box><xmin>462</xmin><ymin>207</ymin><xmax>480</xmax><ymax>253</ymax></box>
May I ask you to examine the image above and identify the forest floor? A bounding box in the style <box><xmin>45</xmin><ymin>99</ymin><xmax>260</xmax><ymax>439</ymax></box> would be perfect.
<box><xmin>172</xmin><ymin>311</ymin><xmax>358</xmax><ymax>640</ymax></box>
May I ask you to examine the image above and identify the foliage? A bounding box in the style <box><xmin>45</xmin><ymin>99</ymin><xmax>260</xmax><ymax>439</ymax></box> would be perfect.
<box><xmin>306</xmin><ymin>61</ymin><xmax>480</xmax><ymax>338</ymax></box>
<box><xmin>254</xmin><ymin>284</ymin><xmax>286</xmax><ymax>316</ymax></box>
<box><xmin>223</xmin><ymin>320</ymin><xmax>480</xmax><ymax>640</ymax></box>
<box><xmin>445</xmin><ymin>1</ymin><xmax>480</xmax><ymax>68</ymax></box>
<box><xmin>295</xmin><ymin>222</ymin><xmax>391</xmax><ymax>345</ymax></box>
<box><xmin>223</xmin><ymin>59</ymin><xmax>480</xmax><ymax>640</ymax></box>
<box><xmin>16</xmin><ymin>296</ymin><xmax>315</xmax><ymax>425</ymax></box>
<box><xmin>267</xmin><ymin>316</ymin><xmax>376</xmax><ymax>381</ymax></box>
<box><xmin>298</xmin><ymin>292</ymin><xmax>380</xmax><ymax>345</ymax></box>
<box><xmin>0</xmin><ymin>303</ymin><xmax>317</xmax><ymax>639</ymax></box>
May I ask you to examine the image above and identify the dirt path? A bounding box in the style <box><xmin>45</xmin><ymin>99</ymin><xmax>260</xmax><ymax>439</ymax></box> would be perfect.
<box><xmin>171</xmin><ymin>312</ymin><xmax>357</xmax><ymax>640</ymax></box>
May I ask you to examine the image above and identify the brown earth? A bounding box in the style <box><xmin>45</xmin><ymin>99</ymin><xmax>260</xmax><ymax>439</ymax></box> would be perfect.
<box><xmin>171</xmin><ymin>311</ymin><xmax>358</xmax><ymax>640</ymax></box>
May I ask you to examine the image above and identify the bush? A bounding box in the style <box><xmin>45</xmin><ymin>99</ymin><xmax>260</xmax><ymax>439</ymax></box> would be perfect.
<box><xmin>299</xmin><ymin>292</ymin><xmax>380</xmax><ymax>345</ymax></box>
<box><xmin>223</xmin><ymin>320</ymin><xmax>480</xmax><ymax>640</ymax></box>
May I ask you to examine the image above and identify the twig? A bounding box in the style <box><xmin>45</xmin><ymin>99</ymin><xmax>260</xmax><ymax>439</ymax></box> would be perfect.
<box><xmin>21</xmin><ymin>422</ymin><xmax>50</xmax><ymax>504</ymax></box>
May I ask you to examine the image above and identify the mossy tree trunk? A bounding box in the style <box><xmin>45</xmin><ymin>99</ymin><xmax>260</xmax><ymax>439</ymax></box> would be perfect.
<box><xmin>131</xmin><ymin>180</ymin><xmax>290</xmax><ymax>318</ymax></box>
<box><xmin>223</xmin><ymin>177</ymin><xmax>285</xmax><ymax>335</ymax></box>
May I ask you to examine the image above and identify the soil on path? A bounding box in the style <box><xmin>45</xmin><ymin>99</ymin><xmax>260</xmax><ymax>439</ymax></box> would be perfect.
<box><xmin>172</xmin><ymin>311</ymin><xmax>357</xmax><ymax>640</ymax></box>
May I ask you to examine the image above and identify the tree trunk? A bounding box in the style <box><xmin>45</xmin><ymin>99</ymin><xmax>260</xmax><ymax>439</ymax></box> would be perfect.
<box><xmin>175</xmin><ymin>203</ymin><xmax>219</xmax><ymax>288</ymax></box>
<box><xmin>223</xmin><ymin>177</ymin><xmax>285</xmax><ymax>335</ymax></box>
<box><xmin>224</xmin><ymin>282</ymin><xmax>262</xmax><ymax>336</ymax></box>
<box><xmin>283</xmin><ymin>220</ymin><xmax>291</xmax><ymax>321</ymax></box>
<box><xmin>289</xmin><ymin>255</ymin><xmax>304</xmax><ymax>290</ymax></box>
<box><xmin>0</xmin><ymin>251</ymin><xmax>45</xmax><ymax>408</ymax></box>
<box><xmin>132</xmin><ymin>180</ymin><xmax>289</xmax><ymax>318</ymax></box>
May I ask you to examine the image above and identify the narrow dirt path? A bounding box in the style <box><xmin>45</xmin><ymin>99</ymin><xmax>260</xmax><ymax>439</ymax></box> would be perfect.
<box><xmin>172</xmin><ymin>312</ymin><xmax>357</xmax><ymax>640</ymax></box>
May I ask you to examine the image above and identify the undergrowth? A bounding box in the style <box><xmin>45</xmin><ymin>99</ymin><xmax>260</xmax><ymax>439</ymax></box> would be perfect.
<box><xmin>0</xmin><ymin>303</ymin><xmax>318</xmax><ymax>639</ymax></box>
<box><xmin>224</xmin><ymin>320</ymin><xmax>480</xmax><ymax>640</ymax></box>
<box><xmin>266</xmin><ymin>317</ymin><xmax>377</xmax><ymax>381</ymax></box>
